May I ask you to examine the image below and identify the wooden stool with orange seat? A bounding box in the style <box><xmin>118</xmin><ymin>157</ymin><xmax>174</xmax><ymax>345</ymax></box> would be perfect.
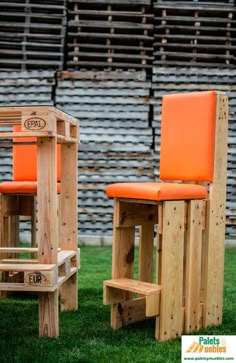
<box><xmin>0</xmin><ymin>106</ymin><xmax>79</xmax><ymax>337</ymax></box>
<box><xmin>103</xmin><ymin>91</ymin><xmax>228</xmax><ymax>341</ymax></box>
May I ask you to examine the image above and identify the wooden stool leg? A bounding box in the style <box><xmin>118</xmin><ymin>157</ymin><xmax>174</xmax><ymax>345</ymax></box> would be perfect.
<box><xmin>185</xmin><ymin>200</ymin><xmax>204</xmax><ymax>333</ymax></box>
<box><xmin>0</xmin><ymin>196</ymin><xmax>19</xmax><ymax>297</ymax></box>
<box><xmin>139</xmin><ymin>224</ymin><xmax>154</xmax><ymax>283</ymax></box>
<box><xmin>111</xmin><ymin>199</ymin><xmax>135</xmax><ymax>329</ymax></box>
<box><xmin>155</xmin><ymin>204</ymin><xmax>163</xmax><ymax>336</ymax></box>
<box><xmin>60</xmin><ymin>273</ymin><xmax>78</xmax><ymax>311</ymax></box>
<box><xmin>60</xmin><ymin>143</ymin><xmax>78</xmax><ymax>311</ymax></box>
<box><xmin>39</xmin><ymin>291</ymin><xmax>59</xmax><ymax>337</ymax></box>
<box><xmin>157</xmin><ymin>201</ymin><xmax>185</xmax><ymax>341</ymax></box>
<box><xmin>37</xmin><ymin>137</ymin><xmax>58</xmax><ymax>337</ymax></box>
<box><xmin>203</xmin><ymin>199</ymin><xmax>225</xmax><ymax>328</ymax></box>
<box><xmin>203</xmin><ymin>93</ymin><xmax>227</xmax><ymax>328</ymax></box>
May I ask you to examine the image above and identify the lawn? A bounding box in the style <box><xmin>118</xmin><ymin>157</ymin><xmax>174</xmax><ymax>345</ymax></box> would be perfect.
<box><xmin>0</xmin><ymin>246</ymin><xmax>235</xmax><ymax>363</ymax></box>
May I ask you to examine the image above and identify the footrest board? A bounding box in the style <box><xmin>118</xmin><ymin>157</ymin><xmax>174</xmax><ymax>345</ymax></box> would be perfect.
<box><xmin>104</xmin><ymin>278</ymin><xmax>161</xmax><ymax>295</ymax></box>
<box><xmin>103</xmin><ymin>278</ymin><xmax>161</xmax><ymax>317</ymax></box>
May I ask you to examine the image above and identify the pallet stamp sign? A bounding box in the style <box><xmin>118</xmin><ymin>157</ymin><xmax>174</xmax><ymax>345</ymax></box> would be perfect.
<box><xmin>23</xmin><ymin>116</ymin><xmax>47</xmax><ymax>131</ymax></box>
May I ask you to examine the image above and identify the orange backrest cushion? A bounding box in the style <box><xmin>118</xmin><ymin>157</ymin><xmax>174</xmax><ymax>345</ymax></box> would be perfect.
<box><xmin>13</xmin><ymin>125</ymin><xmax>61</xmax><ymax>181</ymax></box>
<box><xmin>159</xmin><ymin>91</ymin><xmax>216</xmax><ymax>182</ymax></box>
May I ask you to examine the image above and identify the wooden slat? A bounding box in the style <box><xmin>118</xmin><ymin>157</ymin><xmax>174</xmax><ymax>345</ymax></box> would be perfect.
<box><xmin>112</xmin><ymin>200</ymin><xmax>135</xmax><ymax>280</ymax></box>
<box><xmin>69</xmin><ymin>10</ymin><xmax>153</xmax><ymax>18</ymax></box>
<box><xmin>154</xmin><ymin>3</ymin><xmax>235</xmax><ymax>12</ymax></box>
<box><xmin>111</xmin><ymin>297</ymin><xmax>147</xmax><ymax>330</ymax></box>
<box><xmin>0</xmin><ymin>263</ymin><xmax>55</xmax><ymax>271</ymax></box>
<box><xmin>67</xmin><ymin>60</ymin><xmax>151</xmax><ymax>69</ymax></box>
<box><xmin>204</xmin><ymin>93</ymin><xmax>228</xmax><ymax>328</ymax></box>
<box><xmin>139</xmin><ymin>224</ymin><xmax>154</xmax><ymax>283</ymax></box>
<box><xmin>110</xmin><ymin>199</ymin><xmax>135</xmax><ymax>328</ymax></box>
<box><xmin>58</xmin><ymin>267</ymin><xmax>77</xmax><ymax>288</ymax></box>
<box><xmin>103</xmin><ymin>285</ymin><xmax>126</xmax><ymax>305</ymax></box>
<box><xmin>57</xmin><ymin>250</ymin><xmax>77</xmax><ymax>266</ymax></box>
<box><xmin>37</xmin><ymin>135</ymin><xmax>58</xmax><ymax>338</ymax></box>
<box><xmin>0</xmin><ymin>247</ymin><xmax>62</xmax><ymax>254</ymax></box>
<box><xmin>185</xmin><ymin>200</ymin><xmax>204</xmax><ymax>333</ymax></box>
<box><xmin>0</xmin><ymin>282</ymin><xmax>57</xmax><ymax>292</ymax></box>
<box><xmin>116</xmin><ymin>201</ymin><xmax>158</xmax><ymax>227</ymax></box>
<box><xmin>0</xmin><ymin>258</ymin><xmax>37</xmax><ymax>263</ymax></box>
<box><xmin>39</xmin><ymin>291</ymin><xmax>59</xmax><ymax>337</ymax></box>
<box><xmin>70</xmin><ymin>20</ymin><xmax>153</xmax><ymax>30</ymax></box>
<box><xmin>158</xmin><ymin>201</ymin><xmax>185</xmax><ymax>341</ymax></box>
<box><xmin>37</xmin><ymin>137</ymin><xmax>57</xmax><ymax>264</ymax></box>
<box><xmin>60</xmin><ymin>142</ymin><xmax>79</xmax><ymax>311</ymax></box>
<box><xmin>154</xmin><ymin>51</ymin><xmax>234</xmax><ymax>61</ymax></box>
<box><xmin>146</xmin><ymin>293</ymin><xmax>160</xmax><ymax>317</ymax></box>
<box><xmin>105</xmin><ymin>278</ymin><xmax>161</xmax><ymax>295</ymax></box>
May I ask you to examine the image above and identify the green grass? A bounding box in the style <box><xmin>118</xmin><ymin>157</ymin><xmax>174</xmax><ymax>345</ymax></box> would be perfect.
<box><xmin>0</xmin><ymin>247</ymin><xmax>235</xmax><ymax>363</ymax></box>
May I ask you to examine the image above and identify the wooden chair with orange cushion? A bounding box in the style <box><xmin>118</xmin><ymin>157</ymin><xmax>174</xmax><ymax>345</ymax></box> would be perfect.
<box><xmin>103</xmin><ymin>91</ymin><xmax>228</xmax><ymax>341</ymax></box>
<box><xmin>0</xmin><ymin>125</ymin><xmax>61</xmax><ymax>262</ymax></box>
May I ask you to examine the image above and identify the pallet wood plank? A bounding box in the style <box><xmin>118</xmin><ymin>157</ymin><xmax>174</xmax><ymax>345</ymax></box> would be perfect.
<box><xmin>110</xmin><ymin>199</ymin><xmax>135</xmax><ymax>328</ymax></box>
<box><xmin>103</xmin><ymin>285</ymin><xmax>126</xmax><ymax>305</ymax></box>
<box><xmin>117</xmin><ymin>201</ymin><xmax>158</xmax><ymax>227</ymax></box>
<box><xmin>111</xmin><ymin>297</ymin><xmax>147</xmax><ymax>330</ymax></box>
<box><xmin>204</xmin><ymin>93</ymin><xmax>228</xmax><ymax>328</ymax></box>
<box><xmin>185</xmin><ymin>200</ymin><xmax>204</xmax><ymax>333</ymax></box>
<box><xmin>39</xmin><ymin>291</ymin><xmax>59</xmax><ymax>337</ymax></box>
<box><xmin>158</xmin><ymin>201</ymin><xmax>185</xmax><ymax>341</ymax></box>
<box><xmin>139</xmin><ymin>223</ymin><xmax>154</xmax><ymax>283</ymax></box>
<box><xmin>112</xmin><ymin>200</ymin><xmax>135</xmax><ymax>280</ymax></box>
<box><xmin>60</xmin><ymin>142</ymin><xmax>79</xmax><ymax>311</ymax></box>
<box><xmin>105</xmin><ymin>278</ymin><xmax>161</xmax><ymax>295</ymax></box>
<box><xmin>37</xmin><ymin>135</ymin><xmax>58</xmax><ymax>337</ymax></box>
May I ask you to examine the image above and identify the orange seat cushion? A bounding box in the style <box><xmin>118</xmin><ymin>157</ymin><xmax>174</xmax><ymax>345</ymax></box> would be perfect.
<box><xmin>160</xmin><ymin>91</ymin><xmax>216</xmax><ymax>182</ymax></box>
<box><xmin>0</xmin><ymin>181</ymin><xmax>61</xmax><ymax>194</ymax></box>
<box><xmin>106</xmin><ymin>182</ymin><xmax>207</xmax><ymax>201</ymax></box>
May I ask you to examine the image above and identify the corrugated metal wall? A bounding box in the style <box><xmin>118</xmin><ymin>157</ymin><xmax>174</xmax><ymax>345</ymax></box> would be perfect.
<box><xmin>0</xmin><ymin>1</ymin><xmax>235</xmax><ymax>239</ymax></box>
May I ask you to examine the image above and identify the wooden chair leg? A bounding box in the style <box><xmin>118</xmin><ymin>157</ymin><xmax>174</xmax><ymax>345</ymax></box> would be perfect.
<box><xmin>157</xmin><ymin>201</ymin><xmax>185</xmax><ymax>341</ymax></box>
<box><xmin>60</xmin><ymin>143</ymin><xmax>78</xmax><ymax>312</ymax></box>
<box><xmin>203</xmin><ymin>93</ymin><xmax>228</xmax><ymax>328</ymax></box>
<box><xmin>203</xmin><ymin>199</ymin><xmax>225</xmax><ymax>328</ymax></box>
<box><xmin>185</xmin><ymin>200</ymin><xmax>204</xmax><ymax>333</ymax></box>
<box><xmin>111</xmin><ymin>199</ymin><xmax>135</xmax><ymax>329</ymax></box>
<box><xmin>155</xmin><ymin>205</ymin><xmax>163</xmax><ymax>336</ymax></box>
<box><xmin>37</xmin><ymin>137</ymin><xmax>58</xmax><ymax>337</ymax></box>
<box><xmin>60</xmin><ymin>273</ymin><xmax>78</xmax><ymax>311</ymax></box>
<box><xmin>39</xmin><ymin>291</ymin><xmax>59</xmax><ymax>337</ymax></box>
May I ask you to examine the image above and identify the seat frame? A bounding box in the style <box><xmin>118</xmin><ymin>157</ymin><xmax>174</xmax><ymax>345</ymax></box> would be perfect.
<box><xmin>103</xmin><ymin>91</ymin><xmax>228</xmax><ymax>341</ymax></box>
